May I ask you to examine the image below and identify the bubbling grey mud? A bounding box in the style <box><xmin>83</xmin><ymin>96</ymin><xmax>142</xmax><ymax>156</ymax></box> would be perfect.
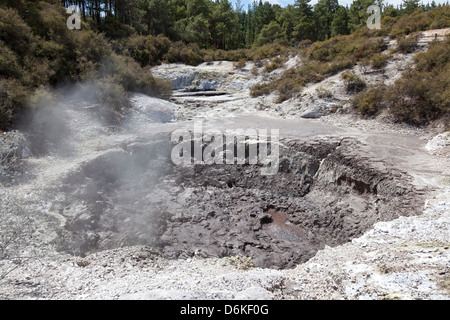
<box><xmin>52</xmin><ymin>130</ymin><xmax>422</xmax><ymax>269</ymax></box>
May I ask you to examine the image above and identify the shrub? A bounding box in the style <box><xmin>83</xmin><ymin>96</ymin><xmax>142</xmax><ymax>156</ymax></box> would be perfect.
<box><xmin>0</xmin><ymin>2</ymin><xmax>174</xmax><ymax>131</ymax></box>
<box><xmin>385</xmin><ymin>77</ymin><xmax>437</xmax><ymax>125</ymax></box>
<box><xmin>103</xmin><ymin>54</ymin><xmax>172</xmax><ymax>98</ymax></box>
<box><xmin>0</xmin><ymin>41</ymin><xmax>22</xmax><ymax>78</ymax></box>
<box><xmin>0</xmin><ymin>7</ymin><xmax>36</xmax><ymax>58</ymax></box>
<box><xmin>76</xmin><ymin>30</ymin><xmax>112</xmax><ymax>64</ymax></box>
<box><xmin>414</xmin><ymin>38</ymin><xmax>450</xmax><ymax>72</ymax></box>
<box><xmin>306</xmin><ymin>35</ymin><xmax>385</xmax><ymax>63</ymax></box>
<box><xmin>351</xmin><ymin>38</ymin><xmax>449</xmax><ymax>125</ymax></box>
<box><xmin>95</xmin><ymin>76</ymin><xmax>129</xmax><ymax>112</ymax></box>
<box><xmin>388</xmin><ymin>6</ymin><xmax>450</xmax><ymax>38</ymax></box>
<box><xmin>351</xmin><ymin>86</ymin><xmax>386</xmax><ymax>116</ymax></box>
<box><xmin>164</xmin><ymin>41</ymin><xmax>204</xmax><ymax>65</ymax></box>
<box><xmin>249</xmin><ymin>34</ymin><xmax>383</xmax><ymax>103</ymax></box>
<box><xmin>316</xmin><ymin>87</ymin><xmax>333</xmax><ymax>99</ymax></box>
<box><xmin>396</xmin><ymin>34</ymin><xmax>419</xmax><ymax>54</ymax></box>
<box><xmin>250</xmin><ymin>83</ymin><xmax>272</xmax><ymax>97</ymax></box>
<box><xmin>21</xmin><ymin>57</ymin><xmax>56</xmax><ymax>87</ymax></box>
<box><xmin>127</xmin><ymin>35</ymin><xmax>172</xmax><ymax>67</ymax></box>
<box><xmin>0</xmin><ymin>79</ymin><xmax>29</xmax><ymax>129</ymax></box>
<box><xmin>97</xmin><ymin>15</ymin><xmax>134</xmax><ymax>39</ymax></box>
<box><xmin>251</xmin><ymin>65</ymin><xmax>259</xmax><ymax>76</ymax></box>
<box><xmin>354</xmin><ymin>38</ymin><xmax>386</xmax><ymax>60</ymax></box>
<box><xmin>235</xmin><ymin>59</ymin><xmax>246</xmax><ymax>69</ymax></box>
<box><xmin>341</xmin><ymin>71</ymin><xmax>366</xmax><ymax>93</ymax></box>
<box><xmin>325</xmin><ymin>58</ymin><xmax>354</xmax><ymax>74</ymax></box>
<box><xmin>370</xmin><ymin>53</ymin><xmax>389</xmax><ymax>69</ymax></box>
<box><xmin>385</xmin><ymin>72</ymin><xmax>445</xmax><ymax>125</ymax></box>
<box><xmin>263</xmin><ymin>56</ymin><xmax>286</xmax><ymax>73</ymax></box>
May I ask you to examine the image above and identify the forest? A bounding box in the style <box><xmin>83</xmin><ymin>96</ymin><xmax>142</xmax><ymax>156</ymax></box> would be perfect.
<box><xmin>55</xmin><ymin>0</ymin><xmax>449</xmax><ymax>48</ymax></box>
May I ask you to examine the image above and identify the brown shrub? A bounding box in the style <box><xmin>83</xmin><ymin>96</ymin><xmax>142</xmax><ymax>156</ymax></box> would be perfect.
<box><xmin>370</xmin><ymin>53</ymin><xmax>389</xmax><ymax>69</ymax></box>
<box><xmin>396</xmin><ymin>34</ymin><xmax>419</xmax><ymax>54</ymax></box>
<box><xmin>351</xmin><ymin>86</ymin><xmax>386</xmax><ymax>116</ymax></box>
<box><xmin>341</xmin><ymin>71</ymin><xmax>366</xmax><ymax>94</ymax></box>
<box><xmin>249</xmin><ymin>83</ymin><xmax>272</xmax><ymax>97</ymax></box>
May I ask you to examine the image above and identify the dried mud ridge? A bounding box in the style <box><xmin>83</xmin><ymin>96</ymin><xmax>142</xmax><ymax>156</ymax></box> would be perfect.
<box><xmin>51</xmin><ymin>134</ymin><xmax>423</xmax><ymax>269</ymax></box>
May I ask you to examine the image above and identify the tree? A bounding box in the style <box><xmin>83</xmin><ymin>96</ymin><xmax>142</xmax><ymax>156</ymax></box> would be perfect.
<box><xmin>314</xmin><ymin>0</ymin><xmax>340</xmax><ymax>40</ymax></box>
<box><xmin>184</xmin><ymin>14</ymin><xmax>210</xmax><ymax>47</ymax></box>
<box><xmin>277</xmin><ymin>5</ymin><xmax>296</xmax><ymax>44</ymax></box>
<box><xmin>138</xmin><ymin>0</ymin><xmax>174</xmax><ymax>36</ymax></box>
<box><xmin>331</xmin><ymin>6</ymin><xmax>350</xmax><ymax>37</ymax></box>
<box><xmin>348</xmin><ymin>0</ymin><xmax>378</xmax><ymax>32</ymax></box>
<box><xmin>292</xmin><ymin>0</ymin><xmax>316</xmax><ymax>42</ymax></box>
<box><xmin>255</xmin><ymin>20</ymin><xmax>284</xmax><ymax>46</ymax></box>
<box><xmin>209</xmin><ymin>0</ymin><xmax>239</xmax><ymax>49</ymax></box>
<box><xmin>383</xmin><ymin>4</ymin><xmax>400</xmax><ymax>17</ymax></box>
<box><xmin>402</xmin><ymin>0</ymin><xmax>420</xmax><ymax>14</ymax></box>
<box><xmin>186</xmin><ymin>0</ymin><xmax>211</xmax><ymax>18</ymax></box>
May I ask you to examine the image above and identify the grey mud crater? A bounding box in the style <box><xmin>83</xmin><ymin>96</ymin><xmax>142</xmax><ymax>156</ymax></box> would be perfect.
<box><xmin>50</xmin><ymin>130</ymin><xmax>423</xmax><ymax>269</ymax></box>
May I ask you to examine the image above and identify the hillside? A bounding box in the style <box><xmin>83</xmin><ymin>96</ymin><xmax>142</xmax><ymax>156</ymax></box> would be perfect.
<box><xmin>1</xmin><ymin>1</ymin><xmax>449</xmax><ymax>130</ymax></box>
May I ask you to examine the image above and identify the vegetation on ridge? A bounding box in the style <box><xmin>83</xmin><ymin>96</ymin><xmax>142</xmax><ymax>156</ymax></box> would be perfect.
<box><xmin>0</xmin><ymin>0</ymin><xmax>449</xmax><ymax>129</ymax></box>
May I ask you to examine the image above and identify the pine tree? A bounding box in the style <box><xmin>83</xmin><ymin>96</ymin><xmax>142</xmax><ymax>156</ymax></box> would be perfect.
<box><xmin>348</xmin><ymin>0</ymin><xmax>377</xmax><ymax>32</ymax></box>
<box><xmin>292</xmin><ymin>0</ymin><xmax>315</xmax><ymax>42</ymax></box>
<box><xmin>314</xmin><ymin>0</ymin><xmax>340</xmax><ymax>40</ymax></box>
<box><xmin>331</xmin><ymin>6</ymin><xmax>350</xmax><ymax>37</ymax></box>
<box><xmin>277</xmin><ymin>5</ymin><xmax>296</xmax><ymax>44</ymax></box>
<box><xmin>402</xmin><ymin>0</ymin><xmax>421</xmax><ymax>14</ymax></box>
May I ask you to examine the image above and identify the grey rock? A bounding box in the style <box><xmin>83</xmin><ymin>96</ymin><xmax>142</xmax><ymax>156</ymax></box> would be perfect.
<box><xmin>300</xmin><ymin>110</ymin><xmax>323</xmax><ymax>119</ymax></box>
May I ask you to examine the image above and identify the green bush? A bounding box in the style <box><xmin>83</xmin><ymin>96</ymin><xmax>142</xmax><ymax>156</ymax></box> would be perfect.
<box><xmin>0</xmin><ymin>3</ymin><xmax>175</xmax><ymax>130</ymax></box>
<box><xmin>385</xmin><ymin>39</ymin><xmax>449</xmax><ymax>125</ymax></box>
<box><xmin>250</xmin><ymin>83</ymin><xmax>272</xmax><ymax>97</ymax></box>
<box><xmin>127</xmin><ymin>35</ymin><xmax>172</xmax><ymax>67</ymax></box>
<box><xmin>255</xmin><ymin>33</ymin><xmax>385</xmax><ymax>103</ymax></box>
<box><xmin>351</xmin><ymin>86</ymin><xmax>385</xmax><ymax>116</ymax></box>
<box><xmin>316</xmin><ymin>87</ymin><xmax>333</xmax><ymax>99</ymax></box>
<box><xmin>388</xmin><ymin>6</ymin><xmax>450</xmax><ymax>38</ymax></box>
<box><xmin>102</xmin><ymin>54</ymin><xmax>171</xmax><ymax>98</ymax></box>
<box><xmin>0</xmin><ymin>41</ymin><xmax>22</xmax><ymax>78</ymax></box>
<box><xmin>234</xmin><ymin>59</ymin><xmax>246</xmax><ymax>69</ymax></box>
<box><xmin>396</xmin><ymin>34</ymin><xmax>419</xmax><ymax>54</ymax></box>
<box><xmin>305</xmin><ymin>35</ymin><xmax>385</xmax><ymax>63</ymax></box>
<box><xmin>96</xmin><ymin>15</ymin><xmax>135</xmax><ymax>39</ymax></box>
<box><xmin>341</xmin><ymin>71</ymin><xmax>366</xmax><ymax>94</ymax></box>
<box><xmin>263</xmin><ymin>56</ymin><xmax>286</xmax><ymax>73</ymax></box>
<box><xmin>164</xmin><ymin>41</ymin><xmax>204</xmax><ymax>65</ymax></box>
<box><xmin>0</xmin><ymin>7</ymin><xmax>35</xmax><ymax>57</ymax></box>
<box><xmin>352</xmin><ymin>39</ymin><xmax>450</xmax><ymax>125</ymax></box>
<box><xmin>0</xmin><ymin>79</ymin><xmax>29</xmax><ymax>129</ymax></box>
<box><xmin>385</xmin><ymin>76</ymin><xmax>440</xmax><ymax>125</ymax></box>
<box><xmin>325</xmin><ymin>58</ymin><xmax>354</xmax><ymax>74</ymax></box>
<box><xmin>370</xmin><ymin>53</ymin><xmax>389</xmax><ymax>69</ymax></box>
